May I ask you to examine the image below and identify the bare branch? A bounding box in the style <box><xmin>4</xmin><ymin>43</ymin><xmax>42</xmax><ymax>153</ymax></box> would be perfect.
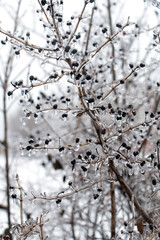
<box><xmin>109</xmin><ymin>160</ymin><xmax>153</xmax><ymax>224</ymax></box>
<box><xmin>68</xmin><ymin>1</ymin><xmax>88</xmax><ymax>45</ymax></box>
<box><xmin>77</xmin><ymin>20</ymin><xmax>131</xmax><ymax>72</ymax></box>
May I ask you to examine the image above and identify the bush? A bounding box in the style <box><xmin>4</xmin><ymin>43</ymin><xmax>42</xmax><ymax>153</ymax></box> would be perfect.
<box><xmin>0</xmin><ymin>0</ymin><xmax>160</xmax><ymax>239</ymax></box>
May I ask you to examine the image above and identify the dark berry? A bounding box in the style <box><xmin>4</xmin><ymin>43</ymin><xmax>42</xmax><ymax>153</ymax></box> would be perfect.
<box><xmin>75</xmin><ymin>74</ymin><xmax>82</xmax><ymax>80</ymax></box>
<box><xmin>122</xmin><ymin>143</ymin><xmax>127</xmax><ymax>148</ymax></box>
<box><xmin>29</xmin><ymin>75</ymin><xmax>34</xmax><ymax>81</ymax></box>
<box><xmin>71</xmin><ymin>159</ymin><xmax>76</xmax><ymax>165</ymax></box>
<box><xmin>116</xmin><ymin>23</ymin><xmax>122</xmax><ymax>28</ymax></box>
<box><xmin>11</xmin><ymin>194</ymin><xmax>17</xmax><ymax>199</ymax></box>
<box><xmin>93</xmin><ymin>194</ymin><xmax>99</xmax><ymax>199</ymax></box>
<box><xmin>81</xmin><ymin>166</ymin><xmax>87</xmax><ymax>172</ymax></box>
<box><xmin>59</xmin><ymin>147</ymin><xmax>64</xmax><ymax>152</ymax></box>
<box><xmin>86</xmin><ymin>75</ymin><xmax>91</xmax><ymax>80</ymax></box>
<box><xmin>129</xmin><ymin>64</ymin><xmax>134</xmax><ymax>69</ymax></box>
<box><xmin>102</xmin><ymin>28</ymin><xmax>107</xmax><ymax>33</ymax></box>
<box><xmin>71</xmin><ymin>49</ymin><xmax>77</xmax><ymax>54</ymax></box>
<box><xmin>140</xmin><ymin>63</ymin><xmax>145</xmax><ymax>68</ymax></box>
<box><xmin>15</xmin><ymin>50</ymin><xmax>20</xmax><ymax>55</ymax></box>
<box><xmin>152</xmin><ymin>179</ymin><xmax>156</xmax><ymax>185</ymax></box>
<box><xmin>26</xmin><ymin>146</ymin><xmax>32</xmax><ymax>151</ymax></box>
<box><xmin>56</xmin><ymin>199</ymin><xmax>61</xmax><ymax>204</ymax></box>
<box><xmin>88</xmin><ymin>98</ymin><xmax>94</xmax><ymax>103</ymax></box>
<box><xmin>126</xmin><ymin>163</ymin><xmax>132</xmax><ymax>169</ymax></box>
<box><xmin>62</xmin><ymin>113</ymin><xmax>68</xmax><ymax>118</ymax></box>
<box><xmin>140</xmin><ymin>161</ymin><xmax>145</xmax><ymax>167</ymax></box>
<box><xmin>76</xmin><ymin>138</ymin><xmax>80</xmax><ymax>143</ymax></box>
<box><xmin>7</xmin><ymin>91</ymin><xmax>13</xmax><ymax>96</ymax></box>
<box><xmin>53</xmin><ymin>104</ymin><xmax>58</xmax><ymax>109</ymax></box>
<box><xmin>120</xmin><ymin>80</ymin><xmax>124</xmax><ymax>84</ymax></box>
<box><xmin>86</xmin><ymin>151</ymin><xmax>92</xmax><ymax>156</ymax></box>
<box><xmin>45</xmin><ymin>139</ymin><xmax>49</xmax><ymax>145</ymax></box>
<box><xmin>65</xmin><ymin>45</ymin><xmax>70</xmax><ymax>52</ymax></box>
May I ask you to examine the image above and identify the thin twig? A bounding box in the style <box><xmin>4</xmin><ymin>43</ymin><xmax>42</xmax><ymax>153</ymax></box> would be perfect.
<box><xmin>25</xmin><ymin>107</ymin><xmax>84</xmax><ymax>115</ymax></box>
<box><xmin>147</xmin><ymin>232</ymin><xmax>158</xmax><ymax>240</ymax></box>
<box><xmin>25</xmin><ymin>114</ymin><xmax>160</xmax><ymax>152</ymax></box>
<box><xmin>68</xmin><ymin>1</ymin><xmax>88</xmax><ymax>45</ymax></box>
<box><xmin>109</xmin><ymin>159</ymin><xmax>153</xmax><ymax>224</ymax></box>
<box><xmin>78</xmin><ymin>86</ymin><xmax>104</xmax><ymax>146</ymax></box>
<box><xmin>0</xmin><ymin>28</ymin><xmax>54</xmax><ymax>52</ymax></box>
<box><xmin>50</xmin><ymin>0</ymin><xmax>62</xmax><ymax>46</ymax></box>
<box><xmin>26</xmin><ymin>140</ymin><xmax>95</xmax><ymax>151</ymax></box>
<box><xmin>37</xmin><ymin>0</ymin><xmax>51</xmax><ymax>25</ymax></box>
<box><xmin>85</xmin><ymin>2</ymin><xmax>95</xmax><ymax>54</ymax></box>
<box><xmin>16</xmin><ymin>176</ymin><xmax>24</xmax><ymax>226</ymax></box>
<box><xmin>39</xmin><ymin>214</ymin><xmax>44</xmax><ymax>240</ymax></box>
<box><xmin>105</xmin><ymin>115</ymin><xmax>160</xmax><ymax>143</ymax></box>
<box><xmin>100</xmin><ymin>66</ymin><xmax>139</xmax><ymax>103</ymax></box>
<box><xmin>3</xmin><ymin>0</ymin><xmax>23</xmax><ymax>231</ymax></box>
<box><xmin>77</xmin><ymin>20</ymin><xmax>131</xmax><ymax>72</ymax></box>
<box><xmin>110</xmin><ymin>173</ymin><xmax>116</xmax><ymax>237</ymax></box>
<box><xmin>131</xmin><ymin>194</ymin><xmax>135</xmax><ymax>235</ymax></box>
<box><xmin>31</xmin><ymin>177</ymin><xmax>116</xmax><ymax>201</ymax></box>
<box><xmin>108</xmin><ymin>0</ymin><xmax>116</xmax><ymax>80</ymax></box>
<box><xmin>138</xmin><ymin>94</ymin><xmax>160</xmax><ymax>153</ymax></box>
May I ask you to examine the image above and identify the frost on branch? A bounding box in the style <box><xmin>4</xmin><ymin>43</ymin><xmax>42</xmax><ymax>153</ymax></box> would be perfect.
<box><xmin>10</xmin><ymin>213</ymin><xmax>49</xmax><ymax>240</ymax></box>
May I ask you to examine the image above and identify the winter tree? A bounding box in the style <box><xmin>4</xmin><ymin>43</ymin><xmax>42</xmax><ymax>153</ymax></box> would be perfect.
<box><xmin>0</xmin><ymin>0</ymin><xmax>160</xmax><ymax>239</ymax></box>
